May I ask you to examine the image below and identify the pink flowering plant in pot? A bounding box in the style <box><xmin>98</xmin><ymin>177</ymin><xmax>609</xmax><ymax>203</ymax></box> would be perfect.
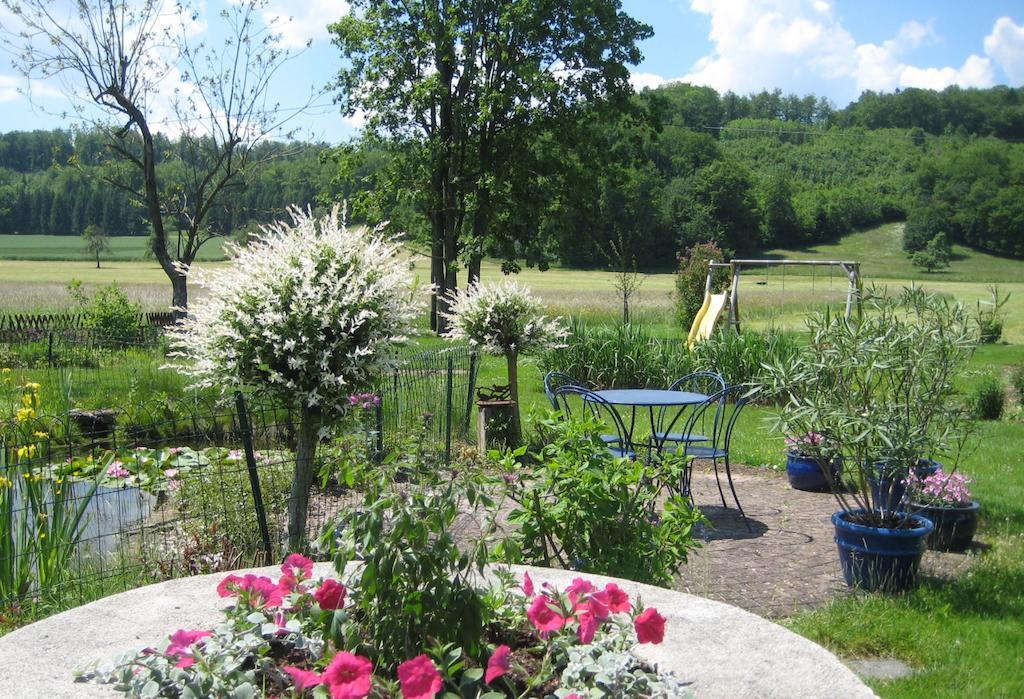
<box><xmin>907</xmin><ymin>467</ymin><xmax>981</xmax><ymax>552</ymax></box>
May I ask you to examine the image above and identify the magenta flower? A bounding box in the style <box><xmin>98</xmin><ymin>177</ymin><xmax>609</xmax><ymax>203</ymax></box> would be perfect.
<box><xmin>521</xmin><ymin>572</ymin><xmax>534</xmax><ymax>597</ymax></box>
<box><xmin>164</xmin><ymin>628</ymin><xmax>212</xmax><ymax>668</ymax></box>
<box><xmin>397</xmin><ymin>655</ymin><xmax>442</xmax><ymax>699</ymax></box>
<box><xmin>348</xmin><ymin>392</ymin><xmax>382</xmax><ymax>410</ymax></box>
<box><xmin>603</xmin><ymin>583</ymin><xmax>631</xmax><ymax>613</ymax></box>
<box><xmin>322</xmin><ymin>651</ymin><xmax>373</xmax><ymax>699</ymax></box>
<box><xmin>284</xmin><ymin>665</ymin><xmax>323</xmax><ymax>691</ymax></box>
<box><xmin>576</xmin><ymin>610</ymin><xmax>597</xmax><ymax>644</ymax></box>
<box><xmin>526</xmin><ymin>595</ymin><xmax>566</xmax><ymax>635</ymax></box>
<box><xmin>282</xmin><ymin>553</ymin><xmax>315</xmax><ymax>581</ymax></box>
<box><xmin>485</xmin><ymin>644</ymin><xmax>511</xmax><ymax>684</ymax></box>
<box><xmin>313</xmin><ymin>579</ymin><xmax>347</xmax><ymax>610</ymax></box>
<box><xmin>215</xmin><ymin>573</ymin><xmax>284</xmax><ymax>608</ymax></box>
<box><xmin>634</xmin><ymin>607</ymin><xmax>666</xmax><ymax>644</ymax></box>
<box><xmin>564</xmin><ymin>577</ymin><xmax>595</xmax><ymax>604</ymax></box>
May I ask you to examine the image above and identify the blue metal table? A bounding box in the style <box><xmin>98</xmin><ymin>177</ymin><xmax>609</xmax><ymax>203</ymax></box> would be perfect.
<box><xmin>588</xmin><ymin>388</ymin><xmax>707</xmax><ymax>453</ymax></box>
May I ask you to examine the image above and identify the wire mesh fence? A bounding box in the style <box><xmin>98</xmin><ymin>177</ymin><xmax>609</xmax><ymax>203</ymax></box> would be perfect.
<box><xmin>0</xmin><ymin>334</ymin><xmax>479</xmax><ymax>619</ymax></box>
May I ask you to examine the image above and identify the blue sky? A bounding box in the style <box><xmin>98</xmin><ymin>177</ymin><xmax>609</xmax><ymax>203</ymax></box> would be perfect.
<box><xmin>1</xmin><ymin>0</ymin><xmax>1022</xmax><ymax>144</ymax></box>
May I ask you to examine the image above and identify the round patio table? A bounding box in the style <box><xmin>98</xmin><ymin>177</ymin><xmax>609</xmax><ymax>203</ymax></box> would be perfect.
<box><xmin>588</xmin><ymin>388</ymin><xmax>708</xmax><ymax>453</ymax></box>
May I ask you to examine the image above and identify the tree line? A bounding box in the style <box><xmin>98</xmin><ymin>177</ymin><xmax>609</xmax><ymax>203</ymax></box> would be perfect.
<box><xmin>3</xmin><ymin>83</ymin><xmax>1024</xmax><ymax>265</ymax></box>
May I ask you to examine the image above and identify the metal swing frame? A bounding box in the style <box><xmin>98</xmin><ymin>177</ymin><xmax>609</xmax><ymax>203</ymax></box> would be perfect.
<box><xmin>706</xmin><ymin>259</ymin><xmax>862</xmax><ymax>333</ymax></box>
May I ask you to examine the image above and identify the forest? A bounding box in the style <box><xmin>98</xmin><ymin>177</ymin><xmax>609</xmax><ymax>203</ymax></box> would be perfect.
<box><xmin>1</xmin><ymin>83</ymin><xmax>1023</xmax><ymax>266</ymax></box>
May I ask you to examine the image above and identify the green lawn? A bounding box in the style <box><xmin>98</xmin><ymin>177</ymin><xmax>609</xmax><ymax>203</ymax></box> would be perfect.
<box><xmin>0</xmin><ymin>234</ymin><xmax>228</xmax><ymax>261</ymax></box>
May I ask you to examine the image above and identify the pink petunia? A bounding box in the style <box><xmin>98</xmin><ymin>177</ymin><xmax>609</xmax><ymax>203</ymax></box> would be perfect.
<box><xmin>284</xmin><ymin>665</ymin><xmax>323</xmax><ymax>691</ymax></box>
<box><xmin>397</xmin><ymin>655</ymin><xmax>443</xmax><ymax>699</ymax></box>
<box><xmin>217</xmin><ymin>574</ymin><xmax>246</xmax><ymax>598</ymax></box>
<box><xmin>485</xmin><ymin>644</ymin><xmax>511</xmax><ymax>684</ymax></box>
<box><xmin>163</xmin><ymin>468</ymin><xmax>179</xmax><ymax>479</ymax></box>
<box><xmin>521</xmin><ymin>571</ymin><xmax>535</xmax><ymax>597</ymax></box>
<box><xmin>282</xmin><ymin>553</ymin><xmax>315</xmax><ymax>580</ymax></box>
<box><xmin>165</xmin><ymin>628</ymin><xmax>213</xmax><ymax>657</ymax></box>
<box><xmin>106</xmin><ymin>461</ymin><xmax>130</xmax><ymax>478</ymax></box>
<box><xmin>634</xmin><ymin>607</ymin><xmax>666</xmax><ymax>644</ymax></box>
<box><xmin>314</xmin><ymin>579</ymin><xmax>347</xmax><ymax>610</ymax></box>
<box><xmin>576</xmin><ymin>610</ymin><xmax>597</xmax><ymax>644</ymax></box>
<box><xmin>321</xmin><ymin>652</ymin><xmax>373</xmax><ymax>699</ymax></box>
<box><xmin>603</xmin><ymin>583</ymin><xmax>631</xmax><ymax>613</ymax></box>
<box><xmin>564</xmin><ymin>577</ymin><xmax>595</xmax><ymax>604</ymax></box>
<box><xmin>526</xmin><ymin>595</ymin><xmax>566</xmax><ymax>635</ymax></box>
<box><xmin>581</xmin><ymin>588</ymin><xmax>611</xmax><ymax>621</ymax></box>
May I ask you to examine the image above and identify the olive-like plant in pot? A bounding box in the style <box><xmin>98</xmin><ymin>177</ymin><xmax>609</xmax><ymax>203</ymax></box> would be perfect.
<box><xmin>167</xmin><ymin>206</ymin><xmax>420</xmax><ymax>548</ymax></box>
<box><xmin>441</xmin><ymin>281</ymin><xmax>568</xmax><ymax>446</ymax></box>
<box><xmin>764</xmin><ymin>286</ymin><xmax>975</xmax><ymax>592</ymax></box>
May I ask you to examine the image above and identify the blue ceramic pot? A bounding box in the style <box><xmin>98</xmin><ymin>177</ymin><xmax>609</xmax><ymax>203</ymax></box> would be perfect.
<box><xmin>786</xmin><ymin>452</ymin><xmax>841</xmax><ymax>492</ymax></box>
<box><xmin>832</xmin><ymin>509</ymin><xmax>934</xmax><ymax>592</ymax></box>
<box><xmin>912</xmin><ymin>500</ymin><xmax>980</xmax><ymax>552</ymax></box>
<box><xmin>869</xmin><ymin>460</ymin><xmax>943</xmax><ymax>513</ymax></box>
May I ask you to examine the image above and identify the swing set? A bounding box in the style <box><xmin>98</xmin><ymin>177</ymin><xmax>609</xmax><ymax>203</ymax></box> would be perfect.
<box><xmin>687</xmin><ymin>258</ymin><xmax>862</xmax><ymax>347</ymax></box>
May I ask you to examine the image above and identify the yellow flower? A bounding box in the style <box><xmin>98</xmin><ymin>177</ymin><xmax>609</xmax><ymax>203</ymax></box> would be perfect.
<box><xmin>39</xmin><ymin>533</ymin><xmax>46</xmax><ymax>540</ymax></box>
<box><xmin>33</xmin><ymin>431</ymin><xmax>49</xmax><ymax>439</ymax></box>
<box><xmin>24</xmin><ymin>382</ymin><xmax>41</xmax><ymax>392</ymax></box>
<box><xmin>16</xmin><ymin>407</ymin><xmax>35</xmax><ymax>422</ymax></box>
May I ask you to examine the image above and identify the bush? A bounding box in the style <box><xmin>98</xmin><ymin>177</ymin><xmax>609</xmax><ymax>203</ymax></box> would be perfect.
<box><xmin>539</xmin><ymin>320</ymin><xmax>692</xmax><ymax>389</ymax></box>
<box><xmin>675</xmin><ymin>242</ymin><xmax>727</xmax><ymax>328</ymax></box>
<box><xmin>691</xmin><ymin>328</ymin><xmax>800</xmax><ymax>387</ymax></box>
<box><xmin>495</xmin><ymin>415</ymin><xmax>704</xmax><ymax>586</ymax></box>
<box><xmin>1011</xmin><ymin>365</ymin><xmax>1024</xmax><ymax>403</ymax></box>
<box><xmin>968</xmin><ymin>374</ymin><xmax>1005</xmax><ymax>420</ymax></box>
<box><xmin>67</xmin><ymin>280</ymin><xmax>143</xmax><ymax>341</ymax></box>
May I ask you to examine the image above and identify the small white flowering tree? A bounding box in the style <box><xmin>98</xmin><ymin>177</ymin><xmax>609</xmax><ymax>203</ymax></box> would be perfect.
<box><xmin>168</xmin><ymin>206</ymin><xmax>420</xmax><ymax>547</ymax></box>
<box><xmin>442</xmin><ymin>281</ymin><xmax>568</xmax><ymax>444</ymax></box>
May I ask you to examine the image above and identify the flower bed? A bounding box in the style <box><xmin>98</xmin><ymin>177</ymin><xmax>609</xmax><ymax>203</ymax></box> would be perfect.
<box><xmin>80</xmin><ymin>556</ymin><xmax>689</xmax><ymax>698</ymax></box>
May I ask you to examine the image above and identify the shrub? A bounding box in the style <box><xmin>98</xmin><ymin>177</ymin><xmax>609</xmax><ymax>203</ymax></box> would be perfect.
<box><xmin>167</xmin><ymin>206</ymin><xmax>420</xmax><ymax>547</ymax></box>
<box><xmin>975</xmin><ymin>285</ymin><xmax>1009</xmax><ymax>344</ymax></box>
<box><xmin>675</xmin><ymin>241</ymin><xmax>727</xmax><ymax>329</ymax></box>
<box><xmin>691</xmin><ymin>328</ymin><xmax>800</xmax><ymax>388</ymax></box>
<box><xmin>67</xmin><ymin>280</ymin><xmax>143</xmax><ymax>341</ymax></box>
<box><xmin>495</xmin><ymin>415</ymin><xmax>704</xmax><ymax>586</ymax></box>
<box><xmin>1011</xmin><ymin>365</ymin><xmax>1024</xmax><ymax>403</ymax></box>
<box><xmin>968</xmin><ymin>373</ymin><xmax>1005</xmax><ymax>420</ymax></box>
<box><xmin>539</xmin><ymin>320</ymin><xmax>692</xmax><ymax>389</ymax></box>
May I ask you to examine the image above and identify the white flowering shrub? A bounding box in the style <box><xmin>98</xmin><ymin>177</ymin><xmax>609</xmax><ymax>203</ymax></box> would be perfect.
<box><xmin>441</xmin><ymin>281</ymin><xmax>567</xmax><ymax>357</ymax></box>
<box><xmin>442</xmin><ymin>281</ymin><xmax>567</xmax><ymax>444</ymax></box>
<box><xmin>168</xmin><ymin>206</ymin><xmax>418</xmax><ymax>414</ymax></box>
<box><xmin>167</xmin><ymin>206</ymin><xmax>420</xmax><ymax>545</ymax></box>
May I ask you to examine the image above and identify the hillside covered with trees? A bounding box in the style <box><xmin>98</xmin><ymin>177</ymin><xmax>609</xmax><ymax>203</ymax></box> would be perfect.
<box><xmin>2</xmin><ymin>83</ymin><xmax>1023</xmax><ymax>267</ymax></box>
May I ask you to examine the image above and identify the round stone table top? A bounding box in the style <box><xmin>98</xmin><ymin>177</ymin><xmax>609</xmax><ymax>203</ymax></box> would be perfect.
<box><xmin>0</xmin><ymin>563</ymin><xmax>876</xmax><ymax>698</ymax></box>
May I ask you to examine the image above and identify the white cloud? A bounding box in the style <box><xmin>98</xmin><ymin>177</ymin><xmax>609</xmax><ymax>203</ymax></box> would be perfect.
<box><xmin>984</xmin><ymin>17</ymin><xmax>1024</xmax><ymax>84</ymax></box>
<box><xmin>679</xmin><ymin>1</ymin><xmax>999</xmax><ymax>102</ymax></box>
<box><xmin>261</xmin><ymin>0</ymin><xmax>350</xmax><ymax>49</ymax></box>
<box><xmin>0</xmin><ymin>75</ymin><xmax>19</xmax><ymax>103</ymax></box>
<box><xmin>630</xmin><ymin>72</ymin><xmax>668</xmax><ymax>91</ymax></box>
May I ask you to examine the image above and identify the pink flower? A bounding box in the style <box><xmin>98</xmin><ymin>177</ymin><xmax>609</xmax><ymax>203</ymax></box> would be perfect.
<box><xmin>284</xmin><ymin>665</ymin><xmax>323</xmax><ymax>691</ymax></box>
<box><xmin>227</xmin><ymin>449</ymin><xmax>244</xmax><ymax>461</ymax></box>
<box><xmin>322</xmin><ymin>652</ymin><xmax>373</xmax><ymax>699</ymax></box>
<box><xmin>565</xmin><ymin>577</ymin><xmax>595</xmax><ymax>604</ymax></box>
<box><xmin>397</xmin><ymin>655</ymin><xmax>442</xmax><ymax>699</ymax></box>
<box><xmin>163</xmin><ymin>468</ymin><xmax>179</xmax><ymax>479</ymax></box>
<box><xmin>527</xmin><ymin>595</ymin><xmax>566</xmax><ymax>635</ymax></box>
<box><xmin>282</xmin><ymin>553</ymin><xmax>315</xmax><ymax>580</ymax></box>
<box><xmin>521</xmin><ymin>571</ymin><xmax>535</xmax><ymax>597</ymax></box>
<box><xmin>565</xmin><ymin>695</ymin><xmax>585</xmax><ymax>699</ymax></box>
<box><xmin>577</xmin><ymin>611</ymin><xmax>597</xmax><ymax>644</ymax></box>
<box><xmin>634</xmin><ymin>608</ymin><xmax>666</xmax><ymax>644</ymax></box>
<box><xmin>485</xmin><ymin>645</ymin><xmax>511</xmax><ymax>684</ymax></box>
<box><xmin>581</xmin><ymin>589</ymin><xmax>611</xmax><ymax>621</ymax></box>
<box><xmin>168</xmin><ymin>447</ymin><xmax>182</xmax><ymax>455</ymax></box>
<box><xmin>106</xmin><ymin>461</ymin><xmax>130</xmax><ymax>478</ymax></box>
<box><xmin>603</xmin><ymin>583</ymin><xmax>631</xmax><ymax>613</ymax></box>
<box><xmin>164</xmin><ymin>628</ymin><xmax>212</xmax><ymax>667</ymax></box>
<box><xmin>217</xmin><ymin>574</ymin><xmax>246</xmax><ymax>598</ymax></box>
<box><xmin>314</xmin><ymin>579</ymin><xmax>347</xmax><ymax>610</ymax></box>
<box><xmin>215</xmin><ymin>573</ymin><xmax>284</xmax><ymax>608</ymax></box>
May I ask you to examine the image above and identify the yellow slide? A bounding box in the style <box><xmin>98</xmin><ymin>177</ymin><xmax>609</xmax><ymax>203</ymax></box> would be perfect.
<box><xmin>687</xmin><ymin>292</ymin><xmax>728</xmax><ymax>349</ymax></box>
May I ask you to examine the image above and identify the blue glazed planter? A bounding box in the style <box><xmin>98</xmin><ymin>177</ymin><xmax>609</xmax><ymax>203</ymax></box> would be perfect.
<box><xmin>832</xmin><ymin>509</ymin><xmax>934</xmax><ymax>593</ymax></box>
<box><xmin>869</xmin><ymin>460</ymin><xmax>943</xmax><ymax>513</ymax></box>
<box><xmin>912</xmin><ymin>500</ymin><xmax>980</xmax><ymax>552</ymax></box>
<box><xmin>786</xmin><ymin>452</ymin><xmax>841</xmax><ymax>492</ymax></box>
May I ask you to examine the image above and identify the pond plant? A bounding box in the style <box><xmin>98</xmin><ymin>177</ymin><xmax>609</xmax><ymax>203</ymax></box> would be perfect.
<box><xmin>167</xmin><ymin>206</ymin><xmax>420</xmax><ymax>547</ymax></box>
<box><xmin>765</xmin><ymin>286</ymin><xmax>976</xmax><ymax>591</ymax></box>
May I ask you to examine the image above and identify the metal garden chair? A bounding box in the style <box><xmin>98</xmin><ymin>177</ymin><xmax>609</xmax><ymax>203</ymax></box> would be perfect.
<box><xmin>545</xmin><ymin>371</ymin><xmax>623</xmax><ymax>448</ymax></box>
<box><xmin>650</xmin><ymin>371</ymin><xmax>727</xmax><ymax>450</ymax></box>
<box><xmin>551</xmin><ymin>384</ymin><xmax>635</xmax><ymax>459</ymax></box>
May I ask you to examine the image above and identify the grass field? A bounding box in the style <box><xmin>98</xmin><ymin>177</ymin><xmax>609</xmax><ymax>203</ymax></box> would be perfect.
<box><xmin>0</xmin><ymin>234</ymin><xmax>228</xmax><ymax>261</ymax></box>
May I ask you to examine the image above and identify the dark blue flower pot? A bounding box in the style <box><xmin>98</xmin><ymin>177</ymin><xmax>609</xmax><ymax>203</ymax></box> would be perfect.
<box><xmin>911</xmin><ymin>500</ymin><xmax>980</xmax><ymax>552</ymax></box>
<box><xmin>869</xmin><ymin>460</ymin><xmax>941</xmax><ymax>514</ymax></box>
<box><xmin>786</xmin><ymin>452</ymin><xmax>841</xmax><ymax>492</ymax></box>
<box><xmin>832</xmin><ymin>509</ymin><xmax>934</xmax><ymax>593</ymax></box>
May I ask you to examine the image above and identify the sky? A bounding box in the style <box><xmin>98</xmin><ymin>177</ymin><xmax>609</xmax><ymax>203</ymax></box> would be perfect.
<box><xmin>1</xmin><ymin>0</ymin><xmax>1022</xmax><ymax>145</ymax></box>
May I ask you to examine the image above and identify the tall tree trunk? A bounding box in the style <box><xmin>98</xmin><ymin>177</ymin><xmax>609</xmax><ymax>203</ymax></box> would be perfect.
<box><xmin>95</xmin><ymin>251</ymin><xmax>100</xmax><ymax>269</ymax></box>
<box><xmin>430</xmin><ymin>228</ymin><xmax>443</xmax><ymax>332</ymax></box>
<box><xmin>288</xmin><ymin>405</ymin><xmax>321</xmax><ymax>551</ymax></box>
<box><xmin>468</xmin><ymin>253</ymin><xmax>481</xmax><ymax>286</ymax></box>
<box><xmin>506</xmin><ymin>350</ymin><xmax>521</xmax><ymax>447</ymax></box>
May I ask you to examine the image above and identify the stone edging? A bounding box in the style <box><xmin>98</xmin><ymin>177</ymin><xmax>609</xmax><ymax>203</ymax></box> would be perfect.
<box><xmin>0</xmin><ymin>563</ymin><xmax>877</xmax><ymax>699</ymax></box>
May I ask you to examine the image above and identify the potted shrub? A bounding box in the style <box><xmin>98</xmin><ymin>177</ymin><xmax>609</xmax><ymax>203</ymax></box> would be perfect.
<box><xmin>907</xmin><ymin>467</ymin><xmax>980</xmax><ymax>552</ymax></box>
<box><xmin>784</xmin><ymin>432</ymin><xmax>842</xmax><ymax>491</ymax></box>
<box><xmin>765</xmin><ymin>286</ymin><xmax>975</xmax><ymax>592</ymax></box>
